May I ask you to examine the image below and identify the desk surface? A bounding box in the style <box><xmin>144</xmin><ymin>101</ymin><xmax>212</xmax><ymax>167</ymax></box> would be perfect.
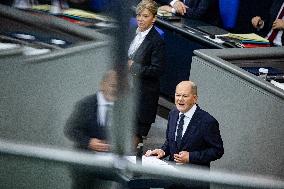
<box><xmin>156</xmin><ymin>17</ymin><xmax>228</xmax><ymax>49</ymax></box>
<box><xmin>121</xmin><ymin>156</ymin><xmax>209</xmax><ymax>189</ymax></box>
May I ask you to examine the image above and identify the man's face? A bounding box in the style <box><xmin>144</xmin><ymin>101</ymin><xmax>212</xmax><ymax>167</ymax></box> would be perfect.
<box><xmin>175</xmin><ymin>82</ymin><xmax>197</xmax><ymax>113</ymax></box>
<box><xmin>136</xmin><ymin>8</ymin><xmax>156</xmax><ymax>32</ymax></box>
<box><xmin>101</xmin><ymin>72</ymin><xmax>118</xmax><ymax>102</ymax></box>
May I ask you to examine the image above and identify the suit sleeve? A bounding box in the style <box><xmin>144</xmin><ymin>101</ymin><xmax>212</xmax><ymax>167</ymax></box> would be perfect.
<box><xmin>185</xmin><ymin>0</ymin><xmax>211</xmax><ymax>19</ymax></box>
<box><xmin>155</xmin><ymin>0</ymin><xmax>172</xmax><ymax>5</ymax></box>
<box><xmin>161</xmin><ymin>114</ymin><xmax>171</xmax><ymax>157</ymax></box>
<box><xmin>189</xmin><ymin>118</ymin><xmax>224</xmax><ymax>164</ymax></box>
<box><xmin>64</xmin><ymin>100</ymin><xmax>93</xmax><ymax>149</ymax></box>
<box><xmin>255</xmin><ymin>0</ymin><xmax>277</xmax><ymax>37</ymax></box>
<box><xmin>130</xmin><ymin>36</ymin><xmax>165</xmax><ymax>79</ymax></box>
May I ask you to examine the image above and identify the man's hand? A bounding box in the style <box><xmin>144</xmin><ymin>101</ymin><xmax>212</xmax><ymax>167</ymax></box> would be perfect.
<box><xmin>173</xmin><ymin>1</ymin><xmax>188</xmax><ymax>16</ymax></box>
<box><xmin>88</xmin><ymin>138</ymin><xmax>110</xmax><ymax>152</ymax></box>
<box><xmin>145</xmin><ymin>149</ymin><xmax>165</xmax><ymax>159</ymax></box>
<box><xmin>251</xmin><ymin>16</ymin><xmax>263</xmax><ymax>29</ymax></box>
<box><xmin>272</xmin><ymin>19</ymin><xmax>284</xmax><ymax>30</ymax></box>
<box><xmin>174</xmin><ymin>151</ymin><xmax>189</xmax><ymax>164</ymax></box>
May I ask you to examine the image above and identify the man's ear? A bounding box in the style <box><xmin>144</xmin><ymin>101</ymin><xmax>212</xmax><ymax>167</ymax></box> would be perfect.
<box><xmin>100</xmin><ymin>81</ymin><xmax>105</xmax><ymax>92</ymax></box>
<box><xmin>193</xmin><ymin>95</ymin><xmax>198</xmax><ymax>104</ymax></box>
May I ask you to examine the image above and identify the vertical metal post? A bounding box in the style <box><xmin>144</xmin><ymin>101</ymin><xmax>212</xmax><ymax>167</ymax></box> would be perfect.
<box><xmin>109</xmin><ymin>0</ymin><xmax>136</xmax><ymax>156</ymax></box>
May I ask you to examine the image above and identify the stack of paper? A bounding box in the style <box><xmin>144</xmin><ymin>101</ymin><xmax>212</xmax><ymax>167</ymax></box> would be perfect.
<box><xmin>157</xmin><ymin>9</ymin><xmax>172</xmax><ymax>17</ymax></box>
<box><xmin>227</xmin><ymin>33</ymin><xmax>270</xmax><ymax>48</ymax></box>
<box><xmin>126</xmin><ymin>156</ymin><xmax>176</xmax><ymax>170</ymax></box>
<box><xmin>31</xmin><ymin>4</ymin><xmax>50</xmax><ymax>11</ymax></box>
<box><xmin>31</xmin><ymin>5</ymin><xmax>112</xmax><ymax>22</ymax></box>
<box><xmin>64</xmin><ymin>8</ymin><xmax>111</xmax><ymax>21</ymax></box>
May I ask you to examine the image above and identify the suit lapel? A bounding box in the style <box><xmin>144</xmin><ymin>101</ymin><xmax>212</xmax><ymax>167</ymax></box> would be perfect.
<box><xmin>133</xmin><ymin>39</ymin><xmax>150</xmax><ymax>60</ymax></box>
<box><xmin>171</xmin><ymin>110</ymin><xmax>180</xmax><ymax>152</ymax></box>
<box><xmin>180</xmin><ymin>106</ymin><xmax>201</xmax><ymax>147</ymax></box>
<box><xmin>132</xmin><ymin>27</ymin><xmax>154</xmax><ymax>61</ymax></box>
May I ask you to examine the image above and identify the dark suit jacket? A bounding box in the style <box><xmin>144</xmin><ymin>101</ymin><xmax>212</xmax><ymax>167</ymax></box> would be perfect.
<box><xmin>65</xmin><ymin>93</ymin><xmax>107</xmax><ymax>150</ymax></box>
<box><xmin>157</xmin><ymin>0</ymin><xmax>221</xmax><ymax>26</ymax></box>
<box><xmin>257</xmin><ymin>0</ymin><xmax>284</xmax><ymax>44</ymax></box>
<box><xmin>161</xmin><ymin>106</ymin><xmax>224</xmax><ymax>167</ymax></box>
<box><xmin>130</xmin><ymin>26</ymin><xmax>165</xmax><ymax>135</ymax></box>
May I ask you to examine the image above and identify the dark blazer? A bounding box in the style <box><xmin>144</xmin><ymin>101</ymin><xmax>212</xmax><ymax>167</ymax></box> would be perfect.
<box><xmin>130</xmin><ymin>26</ymin><xmax>165</xmax><ymax>135</ymax></box>
<box><xmin>157</xmin><ymin>0</ymin><xmax>221</xmax><ymax>26</ymax></box>
<box><xmin>65</xmin><ymin>93</ymin><xmax>107</xmax><ymax>150</ymax></box>
<box><xmin>257</xmin><ymin>0</ymin><xmax>284</xmax><ymax>44</ymax></box>
<box><xmin>184</xmin><ymin>0</ymin><xmax>221</xmax><ymax>26</ymax></box>
<box><xmin>161</xmin><ymin>106</ymin><xmax>224</xmax><ymax>167</ymax></box>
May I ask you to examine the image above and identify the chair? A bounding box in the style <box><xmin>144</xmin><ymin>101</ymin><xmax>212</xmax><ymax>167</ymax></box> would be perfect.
<box><xmin>89</xmin><ymin>0</ymin><xmax>109</xmax><ymax>12</ymax></box>
<box><xmin>219</xmin><ymin>0</ymin><xmax>240</xmax><ymax>30</ymax></box>
<box><xmin>129</xmin><ymin>17</ymin><xmax>165</xmax><ymax>39</ymax></box>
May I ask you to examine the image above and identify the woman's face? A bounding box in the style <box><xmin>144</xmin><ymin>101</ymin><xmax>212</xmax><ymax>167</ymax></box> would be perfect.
<box><xmin>136</xmin><ymin>8</ymin><xmax>156</xmax><ymax>32</ymax></box>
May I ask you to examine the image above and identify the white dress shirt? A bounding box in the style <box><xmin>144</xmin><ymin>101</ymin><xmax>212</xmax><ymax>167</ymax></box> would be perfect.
<box><xmin>128</xmin><ymin>26</ymin><xmax>153</xmax><ymax>59</ymax></box>
<box><xmin>97</xmin><ymin>91</ymin><xmax>114</xmax><ymax>126</ymax></box>
<box><xmin>175</xmin><ymin>104</ymin><xmax>197</xmax><ymax>141</ymax></box>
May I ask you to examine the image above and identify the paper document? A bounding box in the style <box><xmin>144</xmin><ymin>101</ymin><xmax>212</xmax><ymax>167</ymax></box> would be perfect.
<box><xmin>271</xmin><ymin>80</ymin><xmax>284</xmax><ymax>91</ymax></box>
<box><xmin>32</xmin><ymin>5</ymin><xmax>112</xmax><ymax>21</ymax></box>
<box><xmin>157</xmin><ymin>9</ymin><xmax>172</xmax><ymax>17</ymax></box>
<box><xmin>126</xmin><ymin>156</ymin><xmax>168</xmax><ymax>165</ymax></box>
<box><xmin>126</xmin><ymin>155</ymin><xmax>176</xmax><ymax>169</ymax></box>
<box><xmin>142</xmin><ymin>156</ymin><xmax>169</xmax><ymax>166</ymax></box>
<box><xmin>227</xmin><ymin>33</ymin><xmax>269</xmax><ymax>42</ymax></box>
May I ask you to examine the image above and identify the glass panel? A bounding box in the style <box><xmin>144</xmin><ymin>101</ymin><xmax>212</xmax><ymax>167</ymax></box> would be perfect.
<box><xmin>0</xmin><ymin>155</ymin><xmax>122</xmax><ymax>189</ymax></box>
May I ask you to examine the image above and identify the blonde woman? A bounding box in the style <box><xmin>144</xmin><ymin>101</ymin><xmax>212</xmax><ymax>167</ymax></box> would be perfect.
<box><xmin>128</xmin><ymin>0</ymin><xmax>165</xmax><ymax>146</ymax></box>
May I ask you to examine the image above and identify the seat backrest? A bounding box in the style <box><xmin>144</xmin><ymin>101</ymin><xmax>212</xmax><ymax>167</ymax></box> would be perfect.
<box><xmin>219</xmin><ymin>0</ymin><xmax>240</xmax><ymax>29</ymax></box>
<box><xmin>89</xmin><ymin>0</ymin><xmax>109</xmax><ymax>12</ymax></box>
<box><xmin>129</xmin><ymin>17</ymin><xmax>165</xmax><ymax>39</ymax></box>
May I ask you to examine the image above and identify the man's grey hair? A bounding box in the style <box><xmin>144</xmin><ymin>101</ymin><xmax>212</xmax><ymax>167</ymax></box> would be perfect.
<box><xmin>190</xmin><ymin>81</ymin><xmax>197</xmax><ymax>96</ymax></box>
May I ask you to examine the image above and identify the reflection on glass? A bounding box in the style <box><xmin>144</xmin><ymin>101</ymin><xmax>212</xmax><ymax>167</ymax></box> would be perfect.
<box><xmin>64</xmin><ymin>69</ymin><xmax>121</xmax><ymax>188</ymax></box>
<box><xmin>65</xmin><ymin>69</ymin><xmax>118</xmax><ymax>152</ymax></box>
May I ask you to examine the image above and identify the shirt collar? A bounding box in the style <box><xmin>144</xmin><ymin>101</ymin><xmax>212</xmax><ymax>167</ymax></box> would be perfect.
<box><xmin>179</xmin><ymin>104</ymin><xmax>197</xmax><ymax>118</ymax></box>
<box><xmin>97</xmin><ymin>91</ymin><xmax>114</xmax><ymax>106</ymax></box>
<box><xmin>136</xmin><ymin>26</ymin><xmax>153</xmax><ymax>38</ymax></box>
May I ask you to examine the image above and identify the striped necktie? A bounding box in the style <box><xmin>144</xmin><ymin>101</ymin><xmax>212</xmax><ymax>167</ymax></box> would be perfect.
<box><xmin>105</xmin><ymin>104</ymin><xmax>113</xmax><ymax>127</ymax></box>
<box><xmin>176</xmin><ymin>114</ymin><xmax>185</xmax><ymax>149</ymax></box>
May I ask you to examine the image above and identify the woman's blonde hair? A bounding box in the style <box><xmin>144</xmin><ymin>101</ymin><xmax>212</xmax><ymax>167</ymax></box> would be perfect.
<box><xmin>136</xmin><ymin>0</ymin><xmax>158</xmax><ymax>16</ymax></box>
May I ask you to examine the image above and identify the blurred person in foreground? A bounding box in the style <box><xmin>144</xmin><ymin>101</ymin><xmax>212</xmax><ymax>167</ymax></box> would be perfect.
<box><xmin>145</xmin><ymin>80</ymin><xmax>224</xmax><ymax>188</ymax></box>
<box><xmin>128</xmin><ymin>0</ymin><xmax>165</xmax><ymax>147</ymax></box>
<box><xmin>64</xmin><ymin>70</ymin><xmax>118</xmax><ymax>189</ymax></box>
<box><xmin>251</xmin><ymin>0</ymin><xmax>284</xmax><ymax>46</ymax></box>
<box><xmin>65</xmin><ymin>69</ymin><xmax>118</xmax><ymax>152</ymax></box>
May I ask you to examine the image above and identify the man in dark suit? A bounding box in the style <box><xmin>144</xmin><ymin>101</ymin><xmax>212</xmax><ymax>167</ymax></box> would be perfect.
<box><xmin>251</xmin><ymin>0</ymin><xmax>284</xmax><ymax>46</ymax></box>
<box><xmin>65</xmin><ymin>69</ymin><xmax>117</xmax><ymax>152</ymax></box>
<box><xmin>64</xmin><ymin>70</ymin><xmax>118</xmax><ymax>189</ymax></box>
<box><xmin>128</xmin><ymin>0</ymin><xmax>165</xmax><ymax>146</ymax></box>
<box><xmin>157</xmin><ymin>0</ymin><xmax>221</xmax><ymax>26</ymax></box>
<box><xmin>145</xmin><ymin>80</ymin><xmax>224</xmax><ymax>168</ymax></box>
